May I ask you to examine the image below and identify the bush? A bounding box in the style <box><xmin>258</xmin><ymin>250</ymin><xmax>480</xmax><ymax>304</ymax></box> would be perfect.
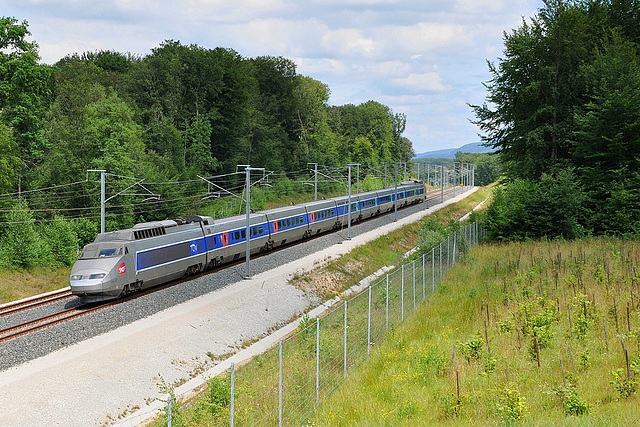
<box><xmin>0</xmin><ymin>199</ymin><xmax>42</xmax><ymax>269</ymax></box>
<box><xmin>41</xmin><ymin>216</ymin><xmax>79</xmax><ymax>267</ymax></box>
<box><xmin>485</xmin><ymin>169</ymin><xmax>584</xmax><ymax>241</ymax></box>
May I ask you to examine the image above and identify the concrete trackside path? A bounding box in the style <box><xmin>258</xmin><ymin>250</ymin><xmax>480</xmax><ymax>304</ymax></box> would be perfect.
<box><xmin>0</xmin><ymin>188</ymin><xmax>478</xmax><ymax>426</ymax></box>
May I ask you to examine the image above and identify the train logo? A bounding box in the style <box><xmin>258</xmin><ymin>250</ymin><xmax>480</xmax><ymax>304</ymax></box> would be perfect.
<box><xmin>118</xmin><ymin>262</ymin><xmax>126</xmax><ymax>275</ymax></box>
<box><xmin>190</xmin><ymin>242</ymin><xmax>199</xmax><ymax>255</ymax></box>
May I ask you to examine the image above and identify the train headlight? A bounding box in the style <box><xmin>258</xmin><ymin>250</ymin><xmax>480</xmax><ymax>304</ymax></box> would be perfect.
<box><xmin>89</xmin><ymin>273</ymin><xmax>106</xmax><ymax>280</ymax></box>
<box><xmin>70</xmin><ymin>274</ymin><xmax>83</xmax><ymax>281</ymax></box>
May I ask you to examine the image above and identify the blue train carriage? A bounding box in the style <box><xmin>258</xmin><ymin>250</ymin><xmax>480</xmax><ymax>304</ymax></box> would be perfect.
<box><xmin>303</xmin><ymin>199</ymin><xmax>340</xmax><ymax>236</ymax></box>
<box><xmin>375</xmin><ymin>188</ymin><xmax>396</xmax><ymax>213</ymax></box>
<box><xmin>70</xmin><ymin>215</ymin><xmax>212</xmax><ymax>302</ymax></box>
<box><xmin>333</xmin><ymin>194</ymin><xmax>360</xmax><ymax>225</ymax></box>
<box><xmin>203</xmin><ymin>213</ymin><xmax>270</xmax><ymax>265</ymax></box>
<box><xmin>356</xmin><ymin>189</ymin><xmax>380</xmax><ymax>219</ymax></box>
<box><xmin>265</xmin><ymin>205</ymin><xmax>310</xmax><ymax>248</ymax></box>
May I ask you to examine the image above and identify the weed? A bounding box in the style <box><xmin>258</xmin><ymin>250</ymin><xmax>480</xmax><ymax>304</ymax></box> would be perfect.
<box><xmin>610</xmin><ymin>368</ymin><xmax>637</xmax><ymax>398</ymax></box>
<box><xmin>552</xmin><ymin>383</ymin><xmax>591</xmax><ymax>416</ymax></box>
<box><xmin>440</xmin><ymin>392</ymin><xmax>465</xmax><ymax>418</ymax></box>
<box><xmin>459</xmin><ymin>334</ymin><xmax>483</xmax><ymax>362</ymax></box>
<box><xmin>497</xmin><ymin>387</ymin><xmax>528</xmax><ymax>422</ymax></box>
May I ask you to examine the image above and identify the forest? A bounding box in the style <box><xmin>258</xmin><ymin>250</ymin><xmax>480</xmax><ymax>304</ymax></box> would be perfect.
<box><xmin>473</xmin><ymin>0</ymin><xmax>640</xmax><ymax>239</ymax></box>
<box><xmin>0</xmin><ymin>17</ymin><xmax>415</xmax><ymax>269</ymax></box>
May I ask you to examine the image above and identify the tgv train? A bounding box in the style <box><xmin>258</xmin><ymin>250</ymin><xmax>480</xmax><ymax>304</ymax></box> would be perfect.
<box><xmin>70</xmin><ymin>181</ymin><xmax>425</xmax><ymax>302</ymax></box>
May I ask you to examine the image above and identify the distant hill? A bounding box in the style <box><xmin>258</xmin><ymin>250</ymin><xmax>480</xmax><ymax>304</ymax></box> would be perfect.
<box><xmin>414</xmin><ymin>142</ymin><xmax>495</xmax><ymax>159</ymax></box>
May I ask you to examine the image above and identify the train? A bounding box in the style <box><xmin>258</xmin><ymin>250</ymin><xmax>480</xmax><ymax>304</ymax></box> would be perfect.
<box><xmin>69</xmin><ymin>181</ymin><xmax>426</xmax><ymax>302</ymax></box>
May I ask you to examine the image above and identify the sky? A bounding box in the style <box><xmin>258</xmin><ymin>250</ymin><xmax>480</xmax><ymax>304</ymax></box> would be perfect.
<box><xmin>2</xmin><ymin>0</ymin><xmax>544</xmax><ymax>155</ymax></box>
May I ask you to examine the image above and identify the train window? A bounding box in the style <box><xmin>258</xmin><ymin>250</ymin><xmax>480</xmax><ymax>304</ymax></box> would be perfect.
<box><xmin>241</xmin><ymin>229</ymin><xmax>246</xmax><ymax>239</ymax></box>
<box><xmin>234</xmin><ymin>231</ymin><xmax>240</xmax><ymax>241</ymax></box>
<box><xmin>98</xmin><ymin>248</ymin><xmax>117</xmax><ymax>258</ymax></box>
<box><xmin>259</xmin><ymin>225</ymin><xmax>264</xmax><ymax>234</ymax></box>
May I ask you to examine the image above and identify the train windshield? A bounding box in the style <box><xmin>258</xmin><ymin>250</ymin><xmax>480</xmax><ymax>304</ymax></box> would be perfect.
<box><xmin>80</xmin><ymin>244</ymin><xmax>123</xmax><ymax>259</ymax></box>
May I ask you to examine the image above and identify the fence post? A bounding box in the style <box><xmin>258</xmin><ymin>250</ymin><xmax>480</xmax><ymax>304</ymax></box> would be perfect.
<box><xmin>413</xmin><ymin>260</ymin><xmax>416</xmax><ymax>311</ymax></box>
<box><xmin>422</xmin><ymin>253</ymin><xmax>426</xmax><ymax>301</ymax></box>
<box><xmin>439</xmin><ymin>242</ymin><xmax>443</xmax><ymax>282</ymax></box>
<box><xmin>432</xmin><ymin>248</ymin><xmax>435</xmax><ymax>293</ymax></box>
<box><xmin>315</xmin><ymin>319</ymin><xmax>320</xmax><ymax>408</ymax></box>
<box><xmin>167</xmin><ymin>395</ymin><xmax>172</xmax><ymax>427</ymax></box>
<box><xmin>367</xmin><ymin>286</ymin><xmax>372</xmax><ymax>355</ymax></box>
<box><xmin>452</xmin><ymin>231</ymin><xmax>457</xmax><ymax>266</ymax></box>
<box><xmin>230</xmin><ymin>363</ymin><xmax>235</xmax><ymax>427</ymax></box>
<box><xmin>278</xmin><ymin>341</ymin><xmax>283</xmax><ymax>427</ymax></box>
<box><xmin>385</xmin><ymin>275</ymin><xmax>389</xmax><ymax>333</ymax></box>
<box><xmin>344</xmin><ymin>301</ymin><xmax>348</xmax><ymax>379</ymax></box>
<box><xmin>401</xmin><ymin>264</ymin><xmax>405</xmax><ymax>322</ymax></box>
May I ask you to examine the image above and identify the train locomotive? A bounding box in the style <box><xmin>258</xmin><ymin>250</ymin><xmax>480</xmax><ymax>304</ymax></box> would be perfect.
<box><xmin>70</xmin><ymin>181</ymin><xmax>426</xmax><ymax>302</ymax></box>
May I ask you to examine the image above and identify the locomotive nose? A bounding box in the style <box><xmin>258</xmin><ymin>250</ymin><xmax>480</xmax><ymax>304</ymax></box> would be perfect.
<box><xmin>70</xmin><ymin>267</ymin><xmax>110</xmax><ymax>293</ymax></box>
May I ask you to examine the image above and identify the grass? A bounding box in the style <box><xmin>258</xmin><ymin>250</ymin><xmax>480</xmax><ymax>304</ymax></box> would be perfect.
<box><xmin>0</xmin><ymin>267</ymin><xmax>70</xmax><ymax>304</ymax></box>
<box><xmin>311</xmin><ymin>238</ymin><xmax>640</xmax><ymax>425</ymax></box>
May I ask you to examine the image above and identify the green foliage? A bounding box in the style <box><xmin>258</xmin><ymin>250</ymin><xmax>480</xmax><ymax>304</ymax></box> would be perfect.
<box><xmin>610</xmin><ymin>368</ymin><xmax>637</xmax><ymax>398</ymax></box>
<box><xmin>41</xmin><ymin>216</ymin><xmax>78</xmax><ymax>267</ymax></box>
<box><xmin>552</xmin><ymin>383</ymin><xmax>591</xmax><ymax>416</ymax></box>
<box><xmin>497</xmin><ymin>387</ymin><xmax>527</xmax><ymax>422</ymax></box>
<box><xmin>473</xmin><ymin>1</ymin><xmax>640</xmax><ymax>239</ymax></box>
<box><xmin>417</xmin><ymin>218</ymin><xmax>447</xmax><ymax>254</ymax></box>
<box><xmin>459</xmin><ymin>334</ymin><xmax>483</xmax><ymax>362</ymax></box>
<box><xmin>202</xmin><ymin>376</ymin><xmax>231</xmax><ymax>416</ymax></box>
<box><xmin>0</xmin><ymin>199</ymin><xmax>41</xmax><ymax>269</ymax></box>
<box><xmin>486</xmin><ymin>169</ymin><xmax>584</xmax><ymax>241</ymax></box>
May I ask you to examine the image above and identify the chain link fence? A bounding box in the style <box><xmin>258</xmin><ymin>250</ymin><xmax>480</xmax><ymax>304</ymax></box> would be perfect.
<box><xmin>154</xmin><ymin>220</ymin><xmax>485</xmax><ymax>426</ymax></box>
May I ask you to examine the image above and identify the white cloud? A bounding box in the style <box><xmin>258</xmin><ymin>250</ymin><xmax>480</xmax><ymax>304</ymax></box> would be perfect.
<box><xmin>322</xmin><ymin>29</ymin><xmax>380</xmax><ymax>58</ymax></box>
<box><xmin>392</xmin><ymin>72</ymin><xmax>451</xmax><ymax>92</ymax></box>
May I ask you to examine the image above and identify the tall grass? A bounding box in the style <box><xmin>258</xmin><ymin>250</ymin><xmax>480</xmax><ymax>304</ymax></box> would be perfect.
<box><xmin>312</xmin><ymin>238</ymin><xmax>640</xmax><ymax>425</ymax></box>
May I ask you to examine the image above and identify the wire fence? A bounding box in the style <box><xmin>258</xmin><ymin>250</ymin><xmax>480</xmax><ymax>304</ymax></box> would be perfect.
<box><xmin>157</xmin><ymin>220</ymin><xmax>485</xmax><ymax>426</ymax></box>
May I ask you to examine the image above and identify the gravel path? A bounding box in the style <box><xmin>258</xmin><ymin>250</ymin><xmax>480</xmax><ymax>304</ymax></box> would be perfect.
<box><xmin>0</xmin><ymin>189</ymin><xmax>475</xmax><ymax>426</ymax></box>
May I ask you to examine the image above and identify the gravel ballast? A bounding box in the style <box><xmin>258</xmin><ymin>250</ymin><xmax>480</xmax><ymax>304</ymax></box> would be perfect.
<box><xmin>0</xmin><ymin>189</ymin><xmax>475</xmax><ymax>426</ymax></box>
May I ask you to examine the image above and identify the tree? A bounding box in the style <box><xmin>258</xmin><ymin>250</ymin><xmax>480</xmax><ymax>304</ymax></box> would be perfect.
<box><xmin>572</xmin><ymin>32</ymin><xmax>640</xmax><ymax>234</ymax></box>
<box><xmin>0</xmin><ymin>17</ymin><xmax>54</xmax><ymax>192</ymax></box>
<box><xmin>0</xmin><ymin>198</ymin><xmax>41</xmax><ymax>268</ymax></box>
<box><xmin>0</xmin><ymin>123</ymin><xmax>20</xmax><ymax>194</ymax></box>
<box><xmin>471</xmin><ymin>1</ymin><xmax>594</xmax><ymax>179</ymax></box>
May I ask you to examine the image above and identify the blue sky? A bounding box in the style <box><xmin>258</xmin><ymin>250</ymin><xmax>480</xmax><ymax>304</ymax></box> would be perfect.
<box><xmin>3</xmin><ymin>0</ymin><xmax>543</xmax><ymax>154</ymax></box>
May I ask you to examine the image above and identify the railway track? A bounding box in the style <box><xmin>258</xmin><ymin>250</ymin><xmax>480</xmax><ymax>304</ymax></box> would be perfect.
<box><xmin>0</xmin><ymin>187</ymin><xmax>461</xmax><ymax>345</ymax></box>
<box><xmin>0</xmin><ymin>288</ymin><xmax>74</xmax><ymax>317</ymax></box>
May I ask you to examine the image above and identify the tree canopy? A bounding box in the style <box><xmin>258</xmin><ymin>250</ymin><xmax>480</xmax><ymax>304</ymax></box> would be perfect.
<box><xmin>473</xmin><ymin>0</ymin><xmax>640</xmax><ymax>238</ymax></box>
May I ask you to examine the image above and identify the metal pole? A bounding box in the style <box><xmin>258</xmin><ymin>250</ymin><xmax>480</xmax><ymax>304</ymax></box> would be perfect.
<box><xmin>413</xmin><ymin>260</ymin><xmax>416</xmax><ymax>310</ymax></box>
<box><xmin>385</xmin><ymin>275</ymin><xmax>389</xmax><ymax>333</ymax></box>
<box><xmin>347</xmin><ymin>165</ymin><xmax>352</xmax><ymax>240</ymax></box>
<box><xmin>394</xmin><ymin>163</ymin><xmax>398</xmax><ymax>222</ymax></box>
<box><xmin>230</xmin><ymin>363</ymin><xmax>235</xmax><ymax>427</ymax></box>
<box><xmin>100</xmin><ymin>170</ymin><xmax>105</xmax><ymax>234</ymax></box>
<box><xmin>316</xmin><ymin>319</ymin><xmax>320</xmax><ymax>407</ymax></box>
<box><xmin>278</xmin><ymin>341</ymin><xmax>283</xmax><ymax>426</ymax></box>
<box><xmin>245</xmin><ymin>166</ymin><xmax>251</xmax><ymax>279</ymax></box>
<box><xmin>439</xmin><ymin>242</ymin><xmax>443</xmax><ymax>282</ymax></box>
<box><xmin>384</xmin><ymin>162</ymin><xmax>387</xmax><ymax>188</ymax></box>
<box><xmin>343</xmin><ymin>301</ymin><xmax>348</xmax><ymax>378</ymax></box>
<box><xmin>432</xmin><ymin>248</ymin><xmax>435</xmax><ymax>293</ymax></box>
<box><xmin>357</xmin><ymin>164</ymin><xmax>360</xmax><ymax>194</ymax></box>
<box><xmin>401</xmin><ymin>264</ymin><xmax>405</xmax><ymax>322</ymax></box>
<box><xmin>308</xmin><ymin>163</ymin><xmax>318</xmax><ymax>201</ymax></box>
<box><xmin>367</xmin><ymin>286</ymin><xmax>372</xmax><ymax>355</ymax></box>
<box><xmin>422</xmin><ymin>253</ymin><xmax>426</xmax><ymax>301</ymax></box>
<box><xmin>440</xmin><ymin>166</ymin><xmax>444</xmax><ymax>204</ymax></box>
